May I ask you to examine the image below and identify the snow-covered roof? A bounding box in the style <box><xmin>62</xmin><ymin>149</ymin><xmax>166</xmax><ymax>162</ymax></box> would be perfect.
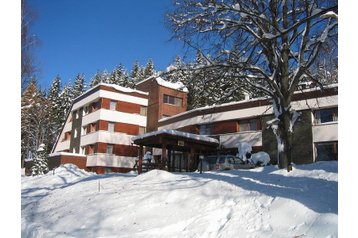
<box><xmin>72</xmin><ymin>83</ymin><xmax>148</xmax><ymax>102</ymax></box>
<box><xmin>136</xmin><ymin>75</ymin><xmax>189</xmax><ymax>93</ymax></box>
<box><xmin>132</xmin><ymin>129</ymin><xmax>219</xmax><ymax>144</ymax></box>
<box><xmin>99</xmin><ymin>83</ymin><xmax>149</xmax><ymax>95</ymax></box>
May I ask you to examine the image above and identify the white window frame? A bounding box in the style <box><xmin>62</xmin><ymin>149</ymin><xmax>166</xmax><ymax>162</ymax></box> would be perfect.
<box><xmin>108</xmin><ymin>122</ymin><xmax>115</xmax><ymax>133</ymax></box>
<box><xmin>110</xmin><ymin>100</ymin><xmax>117</xmax><ymax>110</ymax></box>
<box><xmin>106</xmin><ymin>144</ymin><xmax>114</xmax><ymax>154</ymax></box>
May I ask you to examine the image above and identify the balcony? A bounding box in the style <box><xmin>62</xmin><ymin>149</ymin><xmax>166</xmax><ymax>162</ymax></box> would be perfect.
<box><xmin>86</xmin><ymin>153</ymin><xmax>136</xmax><ymax>168</ymax></box>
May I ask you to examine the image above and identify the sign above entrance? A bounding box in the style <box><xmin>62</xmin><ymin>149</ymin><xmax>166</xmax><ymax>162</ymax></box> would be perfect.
<box><xmin>178</xmin><ymin>140</ymin><xmax>185</xmax><ymax>147</ymax></box>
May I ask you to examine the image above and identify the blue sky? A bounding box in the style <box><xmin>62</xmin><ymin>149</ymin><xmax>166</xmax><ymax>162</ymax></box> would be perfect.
<box><xmin>29</xmin><ymin>0</ymin><xmax>187</xmax><ymax>90</ymax></box>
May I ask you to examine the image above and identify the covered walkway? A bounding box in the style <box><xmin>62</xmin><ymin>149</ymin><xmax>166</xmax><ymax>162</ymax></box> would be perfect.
<box><xmin>132</xmin><ymin>129</ymin><xmax>219</xmax><ymax>173</ymax></box>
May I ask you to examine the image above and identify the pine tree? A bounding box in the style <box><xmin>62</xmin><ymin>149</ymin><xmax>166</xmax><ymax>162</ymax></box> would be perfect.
<box><xmin>72</xmin><ymin>73</ymin><xmax>85</xmax><ymax>98</ymax></box>
<box><xmin>47</xmin><ymin>76</ymin><xmax>63</xmax><ymax>151</ymax></box>
<box><xmin>129</xmin><ymin>61</ymin><xmax>144</xmax><ymax>87</ymax></box>
<box><xmin>90</xmin><ymin>71</ymin><xmax>104</xmax><ymax>87</ymax></box>
<box><xmin>59</xmin><ymin>84</ymin><xmax>73</xmax><ymax>122</ymax></box>
<box><xmin>102</xmin><ymin>70</ymin><xmax>111</xmax><ymax>84</ymax></box>
<box><xmin>31</xmin><ymin>143</ymin><xmax>49</xmax><ymax>176</ymax></box>
<box><xmin>21</xmin><ymin>82</ymin><xmax>51</xmax><ymax>167</ymax></box>
<box><xmin>143</xmin><ymin>59</ymin><xmax>156</xmax><ymax>79</ymax></box>
<box><xmin>110</xmin><ymin>64</ymin><xmax>129</xmax><ymax>87</ymax></box>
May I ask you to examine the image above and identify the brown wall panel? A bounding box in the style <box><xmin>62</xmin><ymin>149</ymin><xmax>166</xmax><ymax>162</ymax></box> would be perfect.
<box><xmin>115</xmin><ymin>122</ymin><xmax>139</xmax><ymax>135</ymax></box>
<box><xmin>98</xmin><ymin>120</ymin><xmax>108</xmax><ymax>131</ymax></box>
<box><xmin>97</xmin><ymin>142</ymin><xmax>108</xmax><ymax>153</ymax></box>
<box><xmin>101</xmin><ymin>98</ymin><xmax>110</xmax><ymax>110</ymax></box>
<box><xmin>117</xmin><ymin>101</ymin><xmax>141</xmax><ymax>114</ymax></box>
<box><xmin>212</xmin><ymin>121</ymin><xmax>238</xmax><ymax>134</ymax></box>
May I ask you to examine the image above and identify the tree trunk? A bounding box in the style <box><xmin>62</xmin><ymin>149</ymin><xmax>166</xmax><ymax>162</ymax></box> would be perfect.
<box><xmin>277</xmin><ymin>109</ymin><xmax>293</xmax><ymax>172</ymax></box>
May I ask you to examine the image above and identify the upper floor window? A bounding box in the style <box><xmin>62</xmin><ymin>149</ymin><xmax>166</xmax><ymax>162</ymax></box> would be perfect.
<box><xmin>74</xmin><ymin>128</ymin><xmax>78</xmax><ymax>138</ymax></box>
<box><xmin>83</xmin><ymin>105</ymin><xmax>89</xmax><ymax>116</ymax></box>
<box><xmin>314</xmin><ymin>107</ymin><xmax>338</xmax><ymax>124</ymax></box>
<box><xmin>140</xmin><ymin>106</ymin><xmax>147</xmax><ymax>116</ymax></box>
<box><xmin>163</xmin><ymin>94</ymin><xmax>182</xmax><ymax>106</ymax></box>
<box><xmin>139</xmin><ymin>126</ymin><xmax>146</xmax><ymax>135</ymax></box>
<box><xmin>73</xmin><ymin>111</ymin><xmax>78</xmax><ymax>120</ymax></box>
<box><xmin>106</xmin><ymin>144</ymin><xmax>114</xmax><ymax>154</ymax></box>
<box><xmin>110</xmin><ymin>100</ymin><xmax>117</xmax><ymax>110</ymax></box>
<box><xmin>90</xmin><ymin>101</ymin><xmax>100</xmax><ymax>112</ymax></box>
<box><xmin>80</xmin><ymin>146</ymin><xmax>86</xmax><ymax>155</ymax></box>
<box><xmin>88</xmin><ymin>144</ymin><xmax>95</xmax><ymax>155</ymax></box>
<box><xmin>199</xmin><ymin>124</ymin><xmax>213</xmax><ymax>135</ymax></box>
<box><xmin>108</xmin><ymin>122</ymin><xmax>115</xmax><ymax>133</ymax></box>
<box><xmin>238</xmin><ymin>118</ymin><xmax>260</xmax><ymax>132</ymax></box>
<box><xmin>81</xmin><ymin>126</ymin><xmax>87</xmax><ymax>136</ymax></box>
<box><xmin>89</xmin><ymin>122</ymin><xmax>97</xmax><ymax>133</ymax></box>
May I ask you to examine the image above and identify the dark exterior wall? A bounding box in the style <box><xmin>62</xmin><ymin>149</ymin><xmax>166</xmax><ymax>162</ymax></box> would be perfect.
<box><xmin>262</xmin><ymin>110</ymin><xmax>313</xmax><ymax>164</ymax></box>
<box><xmin>70</xmin><ymin>107</ymin><xmax>83</xmax><ymax>153</ymax></box>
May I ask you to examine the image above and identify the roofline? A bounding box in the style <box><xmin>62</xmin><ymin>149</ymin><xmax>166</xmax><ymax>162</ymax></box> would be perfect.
<box><xmin>158</xmin><ymin>84</ymin><xmax>338</xmax><ymax>127</ymax></box>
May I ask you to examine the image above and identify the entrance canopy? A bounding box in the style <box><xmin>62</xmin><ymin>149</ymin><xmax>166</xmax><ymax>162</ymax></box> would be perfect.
<box><xmin>132</xmin><ymin>129</ymin><xmax>219</xmax><ymax>151</ymax></box>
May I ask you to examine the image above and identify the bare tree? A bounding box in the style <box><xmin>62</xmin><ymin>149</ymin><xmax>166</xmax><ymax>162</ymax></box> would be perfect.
<box><xmin>21</xmin><ymin>0</ymin><xmax>38</xmax><ymax>91</ymax></box>
<box><xmin>168</xmin><ymin>0</ymin><xmax>338</xmax><ymax>171</ymax></box>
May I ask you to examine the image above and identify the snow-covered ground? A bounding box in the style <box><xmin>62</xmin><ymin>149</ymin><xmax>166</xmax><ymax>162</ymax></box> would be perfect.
<box><xmin>21</xmin><ymin>162</ymin><xmax>337</xmax><ymax>238</ymax></box>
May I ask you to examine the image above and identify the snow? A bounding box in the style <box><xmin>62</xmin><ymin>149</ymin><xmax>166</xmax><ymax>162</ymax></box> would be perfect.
<box><xmin>100</xmin><ymin>83</ymin><xmax>149</xmax><ymax>95</ymax></box>
<box><xmin>22</xmin><ymin>162</ymin><xmax>337</xmax><ymax>237</ymax></box>
<box><xmin>132</xmin><ymin>129</ymin><xmax>219</xmax><ymax>144</ymax></box>
<box><xmin>136</xmin><ymin>75</ymin><xmax>189</xmax><ymax>93</ymax></box>
<box><xmin>155</xmin><ymin>77</ymin><xmax>189</xmax><ymax>93</ymax></box>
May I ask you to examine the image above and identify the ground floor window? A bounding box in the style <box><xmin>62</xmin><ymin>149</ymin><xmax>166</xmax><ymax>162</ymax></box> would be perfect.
<box><xmin>315</xmin><ymin>141</ymin><xmax>338</xmax><ymax>161</ymax></box>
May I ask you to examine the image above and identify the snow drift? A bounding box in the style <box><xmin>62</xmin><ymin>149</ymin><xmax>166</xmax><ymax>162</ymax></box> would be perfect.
<box><xmin>22</xmin><ymin>162</ymin><xmax>337</xmax><ymax>237</ymax></box>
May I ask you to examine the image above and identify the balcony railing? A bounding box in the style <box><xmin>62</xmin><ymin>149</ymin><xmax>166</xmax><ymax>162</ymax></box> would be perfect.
<box><xmin>86</xmin><ymin>153</ymin><xmax>136</xmax><ymax>168</ymax></box>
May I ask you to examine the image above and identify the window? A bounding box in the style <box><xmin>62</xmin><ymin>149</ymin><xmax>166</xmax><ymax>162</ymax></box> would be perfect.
<box><xmin>316</xmin><ymin>142</ymin><xmax>338</xmax><ymax>161</ymax></box>
<box><xmin>108</xmin><ymin>122</ymin><xmax>115</xmax><ymax>133</ymax></box>
<box><xmin>83</xmin><ymin>105</ymin><xmax>89</xmax><ymax>116</ymax></box>
<box><xmin>106</xmin><ymin>144</ymin><xmax>114</xmax><ymax>154</ymax></box>
<box><xmin>64</xmin><ymin>132</ymin><xmax>71</xmax><ymax>141</ymax></box>
<box><xmin>80</xmin><ymin>146</ymin><xmax>86</xmax><ymax>155</ymax></box>
<box><xmin>140</xmin><ymin>106</ymin><xmax>147</xmax><ymax>116</ymax></box>
<box><xmin>88</xmin><ymin>144</ymin><xmax>95</xmax><ymax>155</ymax></box>
<box><xmin>199</xmin><ymin>124</ymin><xmax>213</xmax><ymax>135</ymax></box>
<box><xmin>139</xmin><ymin>127</ymin><xmax>146</xmax><ymax>135</ymax></box>
<box><xmin>74</xmin><ymin>128</ymin><xmax>78</xmax><ymax>138</ymax></box>
<box><xmin>238</xmin><ymin>118</ymin><xmax>260</xmax><ymax>132</ymax></box>
<box><xmin>82</xmin><ymin>126</ymin><xmax>88</xmax><ymax>136</ymax></box>
<box><xmin>110</xmin><ymin>100</ymin><xmax>117</xmax><ymax>110</ymax></box>
<box><xmin>90</xmin><ymin>101</ymin><xmax>99</xmax><ymax>112</ymax></box>
<box><xmin>163</xmin><ymin>94</ymin><xmax>182</xmax><ymax>106</ymax></box>
<box><xmin>73</xmin><ymin>111</ymin><xmax>77</xmax><ymax>120</ymax></box>
<box><xmin>175</xmin><ymin>97</ymin><xmax>183</xmax><ymax>107</ymax></box>
<box><xmin>89</xmin><ymin>123</ymin><xmax>97</xmax><ymax>133</ymax></box>
<box><xmin>314</xmin><ymin>108</ymin><xmax>338</xmax><ymax>124</ymax></box>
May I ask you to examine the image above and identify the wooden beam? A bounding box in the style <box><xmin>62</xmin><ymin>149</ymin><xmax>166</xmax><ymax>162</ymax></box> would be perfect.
<box><xmin>138</xmin><ymin>145</ymin><xmax>143</xmax><ymax>174</ymax></box>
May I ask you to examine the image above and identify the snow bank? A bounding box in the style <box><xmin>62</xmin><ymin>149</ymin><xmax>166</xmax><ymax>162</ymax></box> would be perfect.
<box><xmin>22</xmin><ymin>161</ymin><xmax>337</xmax><ymax>238</ymax></box>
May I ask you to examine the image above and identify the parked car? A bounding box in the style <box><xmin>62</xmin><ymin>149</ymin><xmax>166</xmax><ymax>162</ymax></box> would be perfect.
<box><xmin>198</xmin><ymin>154</ymin><xmax>252</xmax><ymax>171</ymax></box>
<box><xmin>215</xmin><ymin>154</ymin><xmax>245</xmax><ymax>170</ymax></box>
